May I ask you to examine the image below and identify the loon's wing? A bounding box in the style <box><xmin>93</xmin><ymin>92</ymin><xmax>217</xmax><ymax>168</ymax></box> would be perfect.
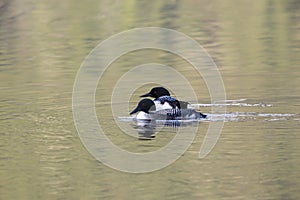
<box><xmin>150</xmin><ymin>109</ymin><xmax>207</xmax><ymax>120</ymax></box>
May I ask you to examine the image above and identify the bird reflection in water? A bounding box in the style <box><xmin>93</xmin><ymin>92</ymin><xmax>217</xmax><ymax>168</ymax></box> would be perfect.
<box><xmin>130</xmin><ymin>119</ymin><xmax>201</xmax><ymax>140</ymax></box>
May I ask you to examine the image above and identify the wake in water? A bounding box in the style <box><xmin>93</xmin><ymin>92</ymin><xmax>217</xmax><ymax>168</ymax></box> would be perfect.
<box><xmin>118</xmin><ymin>99</ymin><xmax>298</xmax><ymax>139</ymax></box>
<box><xmin>205</xmin><ymin>112</ymin><xmax>296</xmax><ymax>122</ymax></box>
<box><xmin>119</xmin><ymin>99</ymin><xmax>298</xmax><ymax>123</ymax></box>
<box><xmin>189</xmin><ymin>98</ymin><xmax>273</xmax><ymax>108</ymax></box>
<box><xmin>191</xmin><ymin>99</ymin><xmax>297</xmax><ymax>122</ymax></box>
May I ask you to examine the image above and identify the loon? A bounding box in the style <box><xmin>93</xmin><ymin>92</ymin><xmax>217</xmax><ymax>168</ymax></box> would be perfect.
<box><xmin>130</xmin><ymin>99</ymin><xmax>207</xmax><ymax>120</ymax></box>
<box><xmin>140</xmin><ymin>87</ymin><xmax>189</xmax><ymax>110</ymax></box>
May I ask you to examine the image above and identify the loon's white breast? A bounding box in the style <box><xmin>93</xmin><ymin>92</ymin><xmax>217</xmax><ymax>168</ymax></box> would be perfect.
<box><xmin>135</xmin><ymin>111</ymin><xmax>151</xmax><ymax>120</ymax></box>
<box><xmin>153</xmin><ymin>100</ymin><xmax>173</xmax><ymax>110</ymax></box>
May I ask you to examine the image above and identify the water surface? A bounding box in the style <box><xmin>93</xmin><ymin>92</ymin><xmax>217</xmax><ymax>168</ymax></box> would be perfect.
<box><xmin>1</xmin><ymin>0</ymin><xmax>300</xmax><ymax>199</ymax></box>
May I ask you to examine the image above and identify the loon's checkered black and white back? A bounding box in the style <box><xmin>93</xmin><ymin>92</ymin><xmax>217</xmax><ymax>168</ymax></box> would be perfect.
<box><xmin>150</xmin><ymin>108</ymin><xmax>207</xmax><ymax>120</ymax></box>
<box><xmin>155</xmin><ymin>96</ymin><xmax>177</xmax><ymax>103</ymax></box>
<box><xmin>154</xmin><ymin>95</ymin><xmax>179</xmax><ymax>110</ymax></box>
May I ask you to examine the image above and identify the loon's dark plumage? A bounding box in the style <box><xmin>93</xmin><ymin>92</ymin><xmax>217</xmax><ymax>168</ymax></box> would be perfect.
<box><xmin>140</xmin><ymin>87</ymin><xmax>189</xmax><ymax>109</ymax></box>
<box><xmin>130</xmin><ymin>99</ymin><xmax>206</xmax><ymax>120</ymax></box>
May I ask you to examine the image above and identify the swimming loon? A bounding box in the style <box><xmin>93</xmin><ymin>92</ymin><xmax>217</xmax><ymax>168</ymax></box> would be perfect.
<box><xmin>140</xmin><ymin>87</ymin><xmax>189</xmax><ymax>110</ymax></box>
<box><xmin>130</xmin><ymin>99</ymin><xmax>207</xmax><ymax>120</ymax></box>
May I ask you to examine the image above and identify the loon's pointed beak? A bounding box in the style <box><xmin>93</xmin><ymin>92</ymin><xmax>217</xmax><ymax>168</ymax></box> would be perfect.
<box><xmin>139</xmin><ymin>93</ymin><xmax>150</xmax><ymax>97</ymax></box>
<box><xmin>130</xmin><ymin>107</ymin><xmax>140</xmax><ymax>115</ymax></box>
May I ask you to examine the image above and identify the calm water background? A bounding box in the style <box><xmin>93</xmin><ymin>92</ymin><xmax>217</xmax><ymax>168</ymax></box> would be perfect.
<box><xmin>1</xmin><ymin>0</ymin><xmax>300</xmax><ymax>199</ymax></box>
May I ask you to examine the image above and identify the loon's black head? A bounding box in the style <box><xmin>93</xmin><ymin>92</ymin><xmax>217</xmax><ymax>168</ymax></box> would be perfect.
<box><xmin>130</xmin><ymin>99</ymin><xmax>156</xmax><ymax>115</ymax></box>
<box><xmin>140</xmin><ymin>87</ymin><xmax>170</xmax><ymax>99</ymax></box>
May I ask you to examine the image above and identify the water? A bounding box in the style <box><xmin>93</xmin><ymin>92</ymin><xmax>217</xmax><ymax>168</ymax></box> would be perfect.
<box><xmin>1</xmin><ymin>0</ymin><xmax>300</xmax><ymax>199</ymax></box>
